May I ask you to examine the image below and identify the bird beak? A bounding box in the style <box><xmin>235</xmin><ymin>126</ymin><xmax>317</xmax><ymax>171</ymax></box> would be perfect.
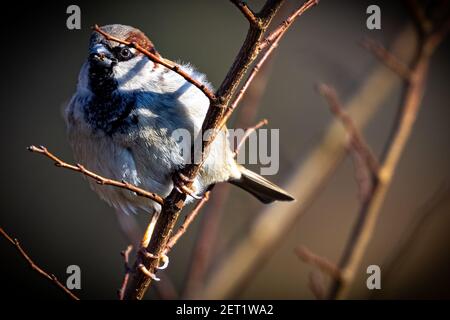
<box><xmin>89</xmin><ymin>44</ymin><xmax>117</xmax><ymax>67</ymax></box>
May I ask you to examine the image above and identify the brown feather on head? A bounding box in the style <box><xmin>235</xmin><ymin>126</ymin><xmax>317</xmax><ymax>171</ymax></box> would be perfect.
<box><xmin>91</xmin><ymin>24</ymin><xmax>160</xmax><ymax>57</ymax></box>
<box><xmin>125</xmin><ymin>29</ymin><xmax>160</xmax><ymax>57</ymax></box>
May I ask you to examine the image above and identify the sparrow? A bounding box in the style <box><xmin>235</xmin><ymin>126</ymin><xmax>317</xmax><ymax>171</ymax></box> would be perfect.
<box><xmin>65</xmin><ymin>24</ymin><xmax>294</xmax><ymax>235</ymax></box>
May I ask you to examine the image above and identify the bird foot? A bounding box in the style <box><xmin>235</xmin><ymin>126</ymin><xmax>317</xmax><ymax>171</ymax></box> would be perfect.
<box><xmin>139</xmin><ymin>248</ymin><xmax>170</xmax><ymax>270</ymax></box>
<box><xmin>172</xmin><ymin>172</ymin><xmax>203</xmax><ymax>200</ymax></box>
<box><xmin>137</xmin><ymin>264</ymin><xmax>160</xmax><ymax>281</ymax></box>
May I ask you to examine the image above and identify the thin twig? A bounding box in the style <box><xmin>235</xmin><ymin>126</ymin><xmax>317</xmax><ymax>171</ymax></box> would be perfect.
<box><xmin>118</xmin><ymin>245</ymin><xmax>133</xmax><ymax>300</ymax></box>
<box><xmin>318</xmin><ymin>84</ymin><xmax>379</xmax><ymax>200</ymax></box>
<box><xmin>219</xmin><ymin>37</ymin><xmax>278</xmax><ymax>128</ymax></box>
<box><xmin>317</xmin><ymin>84</ymin><xmax>379</xmax><ymax>177</ymax></box>
<box><xmin>259</xmin><ymin>0</ymin><xmax>320</xmax><ymax>51</ymax></box>
<box><xmin>0</xmin><ymin>227</ymin><xmax>79</xmax><ymax>300</ymax></box>
<box><xmin>234</xmin><ymin>118</ymin><xmax>269</xmax><ymax>155</ymax></box>
<box><xmin>360</xmin><ymin>38</ymin><xmax>412</xmax><ymax>81</ymax></box>
<box><xmin>28</xmin><ymin>145</ymin><xmax>164</xmax><ymax>206</ymax></box>
<box><xmin>234</xmin><ymin>58</ymin><xmax>275</xmax><ymax>129</ymax></box>
<box><xmin>93</xmin><ymin>25</ymin><xmax>216</xmax><ymax>103</ymax></box>
<box><xmin>230</xmin><ymin>0</ymin><xmax>259</xmax><ymax>25</ymax></box>
<box><xmin>295</xmin><ymin>245</ymin><xmax>341</xmax><ymax>279</ymax></box>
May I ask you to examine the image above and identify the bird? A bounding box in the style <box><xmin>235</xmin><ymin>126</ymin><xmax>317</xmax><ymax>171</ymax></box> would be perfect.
<box><xmin>65</xmin><ymin>24</ymin><xmax>294</xmax><ymax>246</ymax></box>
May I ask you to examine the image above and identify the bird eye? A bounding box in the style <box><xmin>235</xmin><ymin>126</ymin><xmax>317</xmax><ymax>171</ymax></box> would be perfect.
<box><xmin>119</xmin><ymin>47</ymin><xmax>132</xmax><ymax>60</ymax></box>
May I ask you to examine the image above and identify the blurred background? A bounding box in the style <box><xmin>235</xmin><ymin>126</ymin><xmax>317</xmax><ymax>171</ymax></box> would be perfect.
<box><xmin>0</xmin><ymin>0</ymin><xmax>449</xmax><ymax>299</ymax></box>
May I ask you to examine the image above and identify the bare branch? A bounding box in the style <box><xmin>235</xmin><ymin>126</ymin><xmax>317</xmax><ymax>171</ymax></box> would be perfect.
<box><xmin>360</xmin><ymin>37</ymin><xmax>412</xmax><ymax>81</ymax></box>
<box><xmin>234</xmin><ymin>58</ymin><xmax>275</xmax><ymax>129</ymax></box>
<box><xmin>317</xmin><ymin>83</ymin><xmax>379</xmax><ymax>198</ymax></box>
<box><xmin>328</xmin><ymin>15</ymin><xmax>449</xmax><ymax>300</ymax></box>
<box><xmin>234</xmin><ymin>118</ymin><xmax>268</xmax><ymax>155</ymax></box>
<box><xmin>117</xmin><ymin>245</ymin><xmax>133</xmax><ymax>300</ymax></box>
<box><xmin>220</xmin><ymin>32</ymin><xmax>279</xmax><ymax>128</ymax></box>
<box><xmin>230</xmin><ymin>0</ymin><xmax>259</xmax><ymax>26</ymax></box>
<box><xmin>28</xmin><ymin>145</ymin><xmax>164</xmax><ymax>206</ymax></box>
<box><xmin>259</xmin><ymin>0</ymin><xmax>319</xmax><ymax>51</ymax></box>
<box><xmin>425</xmin><ymin>17</ymin><xmax>450</xmax><ymax>54</ymax></box>
<box><xmin>295</xmin><ymin>245</ymin><xmax>341</xmax><ymax>280</ymax></box>
<box><xmin>0</xmin><ymin>227</ymin><xmax>79</xmax><ymax>300</ymax></box>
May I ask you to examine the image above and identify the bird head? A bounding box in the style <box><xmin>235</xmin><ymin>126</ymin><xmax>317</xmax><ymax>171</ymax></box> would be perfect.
<box><xmin>84</xmin><ymin>24</ymin><xmax>160</xmax><ymax>95</ymax></box>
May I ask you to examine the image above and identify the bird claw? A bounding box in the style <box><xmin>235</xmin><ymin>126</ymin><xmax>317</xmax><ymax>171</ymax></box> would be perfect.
<box><xmin>176</xmin><ymin>172</ymin><xmax>192</xmax><ymax>183</ymax></box>
<box><xmin>157</xmin><ymin>254</ymin><xmax>169</xmax><ymax>270</ymax></box>
<box><xmin>137</xmin><ymin>264</ymin><xmax>160</xmax><ymax>281</ymax></box>
<box><xmin>172</xmin><ymin>172</ymin><xmax>203</xmax><ymax>200</ymax></box>
<box><xmin>139</xmin><ymin>248</ymin><xmax>170</xmax><ymax>270</ymax></box>
<box><xmin>175</xmin><ymin>185</ymin><xmax>203</xmax><ymax>200</ymax></box>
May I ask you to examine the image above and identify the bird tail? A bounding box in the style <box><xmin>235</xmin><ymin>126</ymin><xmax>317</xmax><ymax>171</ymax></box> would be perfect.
<box><xmin>229</xmin><ymin>165</ymin><xmax>295</xmax><ymax>204</ymax></box>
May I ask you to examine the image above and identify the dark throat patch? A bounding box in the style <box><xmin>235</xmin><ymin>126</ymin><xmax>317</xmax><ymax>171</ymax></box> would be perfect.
<box><xmin>85</xmin><ymin>61</ymin><xmax>136</xmax><ymax>136</ymax></box>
